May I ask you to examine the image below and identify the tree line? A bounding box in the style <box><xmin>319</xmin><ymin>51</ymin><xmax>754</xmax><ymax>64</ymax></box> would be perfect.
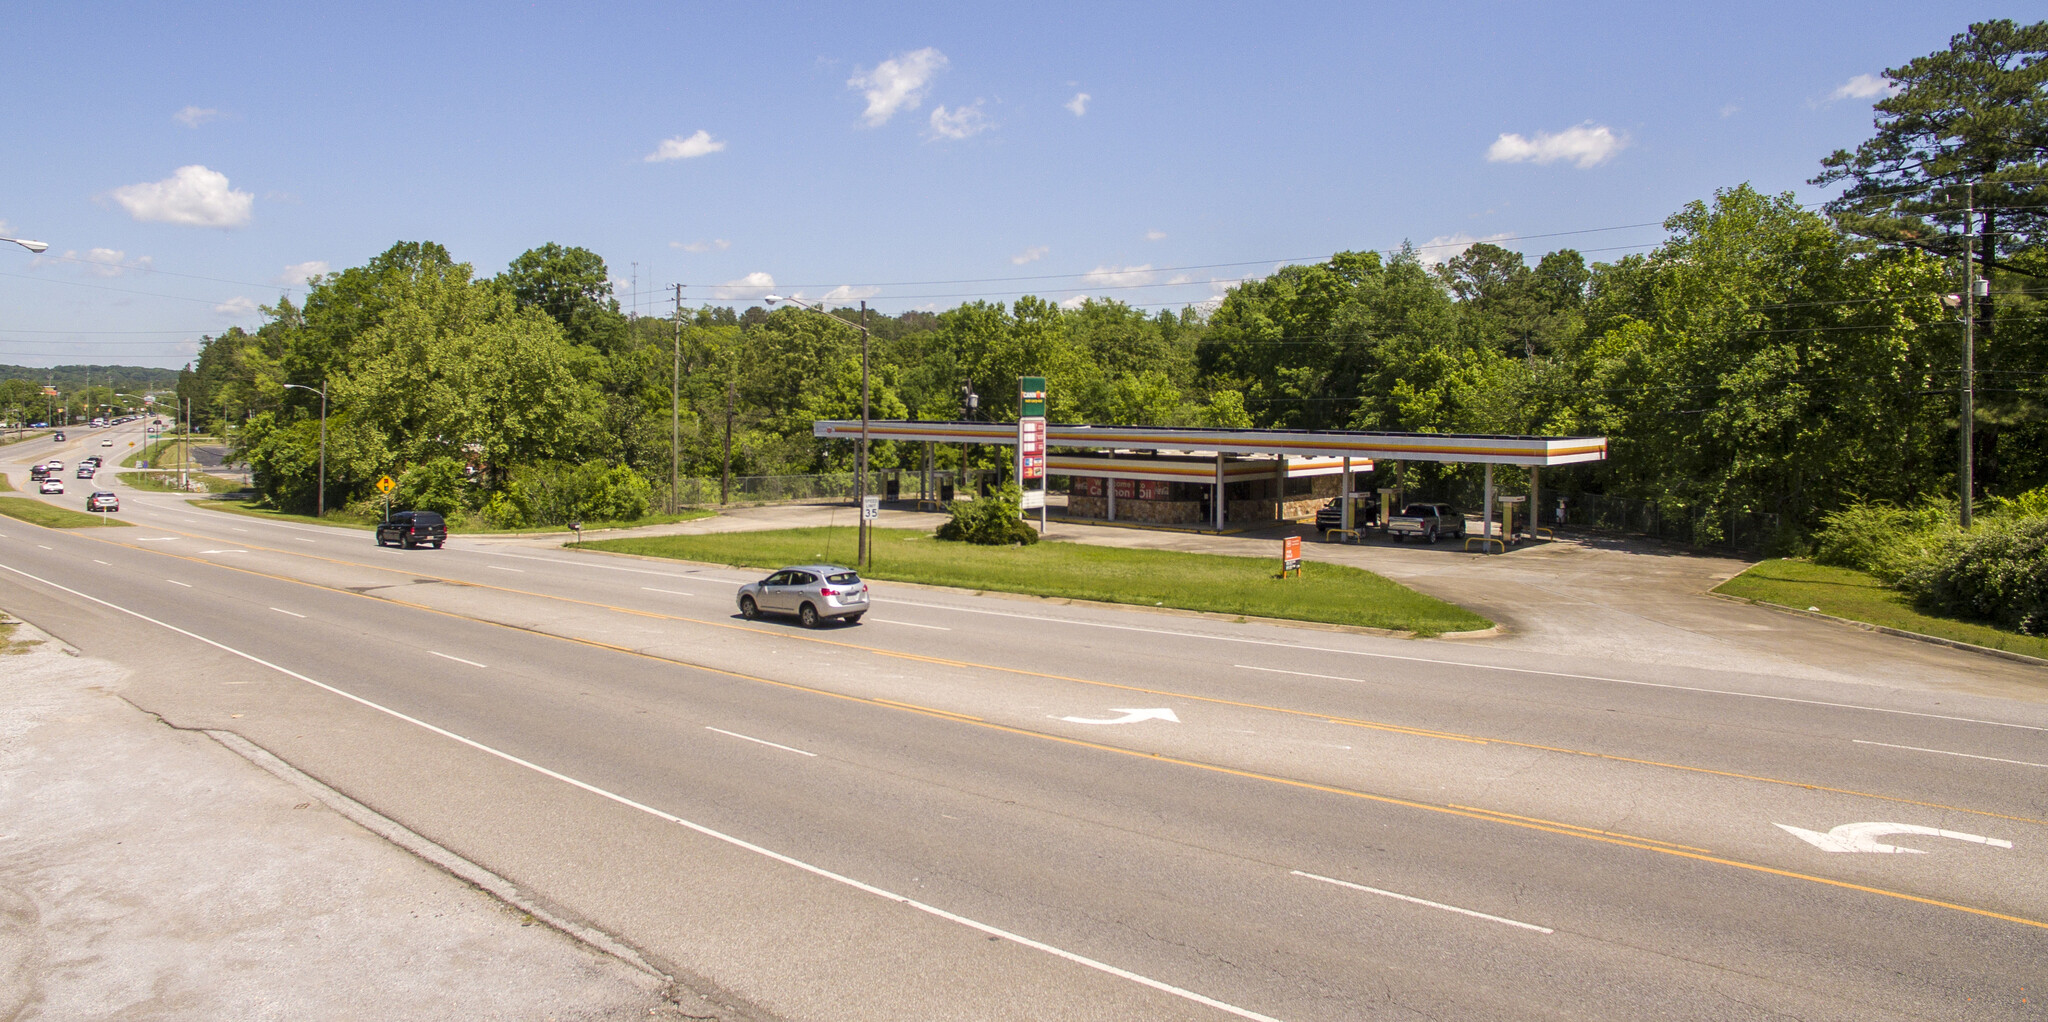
<box><xmin>168</xmin><ymin>19</ymin><xmax>2045</xmax><ymax>542</ymax></box>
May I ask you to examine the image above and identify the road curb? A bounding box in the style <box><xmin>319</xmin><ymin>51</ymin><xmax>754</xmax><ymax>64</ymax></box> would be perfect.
<box><xmin>562</xmin><ymin>544</ymin><xmax>1498</xmax><ymax>641</ymax></box>
<box><xmin>1705</xmin><ymin>591</ymin><xmax>2048</xmax><ymax>668</ymax></box>
<box><xmin>201</xmin><ymin>728</ymin><xmax>675</xmax><ymax>979</ymax></box>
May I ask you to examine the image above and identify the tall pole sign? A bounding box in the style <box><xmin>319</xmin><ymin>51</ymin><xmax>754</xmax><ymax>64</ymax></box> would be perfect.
<box><xmin>1017</xmin><ymin>377</ymin><xmax>1048</xmax><ymax>518</ymax></box>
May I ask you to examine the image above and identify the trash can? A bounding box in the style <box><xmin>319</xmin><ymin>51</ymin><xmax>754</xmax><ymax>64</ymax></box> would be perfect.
<box><xmin>885</xmin><ymin>479</ymin><xmax>900</xmax><ymax>501</ymax></box>
<box><xmin>940</xmin><ymin>481</ymin><xmax>955</xmax><ymax>502</ymax></box>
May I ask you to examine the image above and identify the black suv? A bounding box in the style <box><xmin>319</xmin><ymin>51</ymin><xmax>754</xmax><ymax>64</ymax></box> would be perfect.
<box><xmin>375</xmin><ymin>511</ymin><xmax>447</xmax><ymax>549</ymax></box>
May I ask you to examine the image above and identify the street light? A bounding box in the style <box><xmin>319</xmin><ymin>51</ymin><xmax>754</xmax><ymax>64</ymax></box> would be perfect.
<box><xmin>282</xmin><ymin>382</ymin><xmax>327</xmax><ymax>518</ymax></box>
<box><xmin>0</xmin><ymin>235</ymin><xmax>49</xmax><ymax>254</ymax></box>
<box><xmin>765</xmin><ymin>294</ymin><xmax>871</xmax><ymax>569</ymax></box>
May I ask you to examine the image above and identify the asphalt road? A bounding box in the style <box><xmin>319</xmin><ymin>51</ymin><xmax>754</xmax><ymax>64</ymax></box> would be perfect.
<box><xmin>5</xmin><ymin>423</ymin><xmax>2046</xmax><ymax>1021</ymax></box>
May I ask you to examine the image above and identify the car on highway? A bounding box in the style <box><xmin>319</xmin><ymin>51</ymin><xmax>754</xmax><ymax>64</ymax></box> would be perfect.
<box><xmin>375</xmin><ymin>510</ymin><xmax>447</xmax><ymax>549</ymax></box>
<box><xmin>83</xmin><ymin>455</ymin><xmax>101</xmax><ymax>467</ymax></box>
<box><xmin>39</xmin><ymin>479</ymin><xmax>63</xmax><ymax>494</ymax></box>
<box><xmin>52</xmin><ymin>432</ymin><xmax>64</xmax><ymax>441</ymax></box>
<box><xmin>87</xmin><ymin>491</ymin><xmax>119</xmax><ymax>512</ymax></box>
<box><xmin>100</xmin><ymin>439</ymin><xmax>113</xmax><ymax>447</ymax></box>
<box><xmin>76</xmin><ymin>464</ymin><xmax>95</xmax><ymax>479</ymax></box>
<box><xmin>44</xmin><ymin>459</ymin><xmax>63</xmax><ymax>474</ymax></box>
<box><xmin>736</xmin><ymin>565</ymin><xmax>869</xmax><ymax>627</ymax></box>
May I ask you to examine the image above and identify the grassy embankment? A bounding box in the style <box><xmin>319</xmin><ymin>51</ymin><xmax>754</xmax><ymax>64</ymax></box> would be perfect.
<box><xmin>192</xmin><ymin>498</ymin><xmax>715</xmax><ymax>535</ymax></box>
<box><xmin>586</xmin><ymin>526</ymin><xmax>1491</xmax><ymax>636</ymax></box>
<box><xmin>119</xmin><ymin>437</ymin><xmax>241</xmax><ymax>493</ymax></box>
<box><xmin>0</xmin><ymin>497</ymin><xmax>133</xmax><ymax>529</ymax></box>
<box><xmin>1713</xmin><ymin>558</ymin><xmax>2048</xmax><ymax>660</ymax></box>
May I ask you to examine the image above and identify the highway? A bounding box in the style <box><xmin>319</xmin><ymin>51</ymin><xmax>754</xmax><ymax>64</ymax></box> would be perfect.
<box><xmin>5</xmin><ymin>421</ymin><xmax>2045</xmax><ymax>1021</ymax></box>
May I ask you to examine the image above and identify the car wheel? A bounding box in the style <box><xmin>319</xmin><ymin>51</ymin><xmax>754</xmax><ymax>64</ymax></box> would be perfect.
<box><xmin>739</xmin><ymin>595</ymin><xmax>759</xmax><ymax>620</ymax></box>
<box><xmin>798</xmin><ymin>603</ymin><xmax>821</xmax><ymax>629</ymax></box>
<box><xmin>375</xmin><ymin>532</ymin><xmax>386</xmax><ymax>547</ymax></box>
<box><xmin>1425</xmin><ymin>527</ymin><xmax>1437</xmax><ymax>544</ymax></box>
<box><xmin>432</xmin><ymin>541</ymin><xmax>443</xmax><ymax>549</ymax></box>
<box><xmin>401</xmin><ymin>536</ymin><xmax>415</xmax><ymax>550</ymax></box>
<box><xmin>844</xmin><ymin>613</ymin><xmax>863</xmax><ymax>625</ymax></box>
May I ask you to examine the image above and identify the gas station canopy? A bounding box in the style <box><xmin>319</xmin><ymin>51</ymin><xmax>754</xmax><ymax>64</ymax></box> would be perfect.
<box><xmin>811</xmin><ymin>420</ymin><xmax>1606</xmax><ymax>467</ymax></box>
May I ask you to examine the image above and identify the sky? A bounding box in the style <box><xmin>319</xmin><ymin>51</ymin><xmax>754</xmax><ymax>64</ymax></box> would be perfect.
<box><xmin>0</xmin><ymin>1</ymin><xmax>2032</xmax><ymax>370</ymax></box>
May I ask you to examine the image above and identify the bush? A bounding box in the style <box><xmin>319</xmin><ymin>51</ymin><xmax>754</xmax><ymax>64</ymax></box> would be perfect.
<box><xmin>1899</xmin><ymin>515</ymin><xmax>2048</xmax><ymax>635</ymax></box>
<box><xmin>936</xmin><ymin>484</ymin><xmax>1039</xmax><ymax>545</ymax></box>
<box><xmin>1811</xmin><ymin>499</ymin><xmax>1957</xmax><ymax>583</ymax></box>
<box><xmin>507</xmin><ymin>460</ymin><xmax>652</xmax><ymax>526</ymax></box>
<box><xmin>481</xmin><ymin>486</ymin><xmax>531</xmax><ymax>529</ymax></box>
<box><xmin>396</xmin><ymin>457</ymin><xmax>469</xmax><ymax>516</ymax></box>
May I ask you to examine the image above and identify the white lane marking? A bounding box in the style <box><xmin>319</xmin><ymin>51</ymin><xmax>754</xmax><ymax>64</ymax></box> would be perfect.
<box><xmin>270</xmin><ymin>607</ymin><xmax>306</xmax><ymax>619</ymax></box>
<box><xmin>1293</xmin><ymin>870</ymin><xmax>1553</xmax><ymax>934</ymax></box>
<box><xmin>293</xmin><ymin>538</ymin><xmax>316</xmax><ymax>543</ymax></box>
<box><xmin>0</xmin><ymin>560</ymin><xmax>1287</xmax><ymax>1022</ymax></box>
<box><xmin>1231</xmin><ymin>663</ymin><xmax>2046</xmax><ymax>735</ymax></box>
<box><xmin>36</xmin><ymin>545</ymin><xmax>52</xmax><ymax>550</ymax></box>
<box><xmin>705</xmin><ymin>726</ymin><xmax>818</xmax><ymax>757</ymax></box>
<box><xmin>134</xmin><ymin>537</ymin><xmax>180</xmax><ymax>542</ymax></box>
<box><xmin>165</xmin><ymin>579</ymin><xmax>191</xmax><ymax>587</ymax></box>
<box><xmin>1060</xmin><ymin>708</ymin><xmax>1180</xmax><ymax>725</ymax></box>
<box><xmin>1776</xmin><ymin>821</ymin><xmax>2013</xmax><ymax>854</ymax></box>
<box><xmin>879</xmin><ymin>619</ymin><xmax>950</xmax><ymax>630</ymax></box>
<box><xmin>641</xmin><ymin>586</ymin><xmax>694</xmax><ymax>597</ymax></box>
<box><xmin>486</xmin><ymin>565</ymin><xmax>524</xmax><ymax>572</ymax></box>
<box><xmin>231</xmin><ymin>527</ymin><xmax>248</xmax><ymax>532</ymax></box>
<box><xmin>93</xmin><ymin>559</ymin><xmax>110</xmax><ymax>565</ymax></box>
<box><xmin>429</xmin><ymin>650</ymin><xmax>487</xmax><ymax>669</ymax></box>
<box><xmin>488</xmin><ymin>549</ymin><xmax>744</xmax><ymax>584</ymax></box>
<box><xmin>199</xmin><ymin>549</ymin><xmax>248</xmax><ymax>554</ymax></box>
<box><xmin>1852</xmin><ymin>739</ymin><xmax>2048</xmax><ymax>770</ymax></box>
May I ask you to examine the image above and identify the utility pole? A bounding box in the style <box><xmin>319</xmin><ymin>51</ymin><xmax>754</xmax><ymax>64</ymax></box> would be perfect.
<box><xmin>722</xmin><ymin>376</ymin><xmax>735</xmax><ymax>506</ymax></box>
<box><xmin>672</xmin><ymin>284</ymin><xmax>684</xmax><ymax>515</ymax></box>
<box><xmin>859</xmin><ymin>300</ymin><xmax>870</xmax><ymax>570</ymax></box>
<box><xmin>1962</xmin><ymin>183</ymin><xmax>1977</xmax><ymax>530</ymax></box>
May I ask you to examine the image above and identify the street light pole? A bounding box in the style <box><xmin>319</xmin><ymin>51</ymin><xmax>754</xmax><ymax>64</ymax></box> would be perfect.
<box><xmin>283</xmin><ymin>382</ymin><xmax>327</xmax><ymax>518</ymax></box>
<box><xmin>765</xmin><ymin>294</ymin><xmax>871</xmax><ymax>569</ymax></box>
<box><xmin>0</xmin><ymin>235</ymin><xmax>49</xmax><ymax>254</ymax></box>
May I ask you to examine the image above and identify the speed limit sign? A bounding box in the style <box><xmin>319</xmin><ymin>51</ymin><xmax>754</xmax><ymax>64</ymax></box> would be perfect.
<box><xmin>861</xmin><ymin>495</ymin><xmax>880</xmax><ymax>520</ymax></box>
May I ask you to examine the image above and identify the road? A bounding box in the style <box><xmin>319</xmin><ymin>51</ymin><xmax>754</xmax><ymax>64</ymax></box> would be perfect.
<box><xmin>5</xmin><ymin>422</ymin><xmax>2045</xmax><ymax>1021</ymax></box>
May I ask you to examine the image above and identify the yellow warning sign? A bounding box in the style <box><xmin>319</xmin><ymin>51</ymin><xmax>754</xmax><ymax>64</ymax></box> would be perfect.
<box><xmin>375</xmin><ymin>475</ymin><xmax>395</xmax><ymax>495</ymax></box>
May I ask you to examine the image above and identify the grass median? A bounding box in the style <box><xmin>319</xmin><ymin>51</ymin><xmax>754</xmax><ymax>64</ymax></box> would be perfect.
<box><xmin>0</xmin><ymin>497</ymin><xmax>133</xmax><ymax>529</ymax></box>
<box><xmin>585</xmin><ymin>526</ymin><xmax>1491</xmax><ymax>636</ymax></box>
<box><xmin>1713</xmin><ymin>558</ymin><xmax>2048</xmax><ymax>660</ymax></box>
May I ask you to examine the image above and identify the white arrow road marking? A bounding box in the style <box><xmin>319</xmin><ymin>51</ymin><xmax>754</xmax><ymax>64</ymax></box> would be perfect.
<box><xmin>1776</xmin><ymin>821</ymin><xmax>2014</xmax><ymax>854</ymax></box>
<box><xmin>1059</xmin><ymin>708</ymin><xmax>1180</xmax><ymax>725</ymax></box>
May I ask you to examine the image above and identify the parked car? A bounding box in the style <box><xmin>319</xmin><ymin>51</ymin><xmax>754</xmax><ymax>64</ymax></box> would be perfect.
<box><xmin>87</xmin><ymin>491</ymin><xmax>119</xmax><ymax>512</ymax></box>
<box><xmin>39</xmin><ymin>479</ymin><xmax>63</xmax><ymax>494</ymax></box>
<box><xmin>1315</xmin><ymin>496</ymin><xmax>1379</xmax><ymax>536</ymax></box>
<box><xmin>1385</xmin><ymin>502</ymin><xmax>1468</xmax><ymax>544</ymax></box>
<box><xmin>736</xmin><ymin>565</ymin><xmax>869</xmax><ymax>627</ymax></box>
<box><xmin>375</xmin><ymin>510</ymin><xmax>447</xmax><ymax>549</ymax></box>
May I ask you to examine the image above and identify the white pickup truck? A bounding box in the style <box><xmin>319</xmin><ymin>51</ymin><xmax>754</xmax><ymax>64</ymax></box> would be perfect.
<box><xmin>1386</xmin><ymin>502</ymin><xmax>1467</xmax><ymax>543</ymax></box>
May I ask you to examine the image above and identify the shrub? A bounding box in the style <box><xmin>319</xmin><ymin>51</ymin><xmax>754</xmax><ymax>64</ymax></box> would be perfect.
<box><xmin>1899</xmin><ymin>515</ymin><xmax>2048</xmax><ymax>635</ymax></box>
<box><xmin>396</xmin><ymin>457</ymin><xmax>469</xmax><ymax>516</ymax></box>
<box><xmin>481</xmin><ymin>486</ymin><xmax>531</xmax><ymax>529</ymax></box>
<box><xmin>1811</xmin><ymin>499</ymin><xmax>1957</xmax><ymax>583</ymax></box>
<box><xmin>936</xmin><ymin>483</ymin><xmax>1039</xmax><ymax>545</ymax></box>
<box><xmin>507</xmin><ymin>460</ymin><xmax>652</xmax><ymax>526</ymax></box>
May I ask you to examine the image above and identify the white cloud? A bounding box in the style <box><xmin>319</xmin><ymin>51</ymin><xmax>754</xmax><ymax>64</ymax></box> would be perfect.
<box><xmin>848</xmin><ymin>47</ymin><xmax>947</xmax><ymax>127</ymax></box>
<box><xmin>1082</xmin><ymin>264</ymin><xmax>1155</xmax><ymax>288</ymax></box>
<box><xmin>823</xmin><ymin>285</ymin><xmax>882</xmax><ymax>303</ymax></box>
<box><xmin>56</xmin><ymin>248</ymin><xmax>151</xmax><ymax>277</ymax></box>
<box><xmin>645</xmin><ymin>130</ymin><xmax>727</xmax><ymax>162</ymax></box>
<box><xmin>1166</xmin><ymin>273</ymin><xmax>1194</xmax><ymax>285</ymax></box>
<box><xmin>1144</xmin><ymin>229</ymin><xmax>1167</xmax><ymax>241</ymax></box>
<box><xmin>174</xmin><ymin>106</ymin><xmax>222</xmax><ymax>128</ymax></box>
<box><xmin>1059</xmin><ymin>294</ymin><xmax>1091</xmax><ymax>310</ymax></box>
<box><xmin>1065</xmin><ymin>92</ymin><xmax>1090</xmax><ymax>117</ymax></box>
<box><xmin>711</xmin><ymin>271</ymin><xmax>776</xmax><ymax>301</ymax></box>
<box><xmin>214</xmin><ymin>296</ymin><xmax>258</xmax><ymax>317</ymax></box>
<box><xmin>671</xmin><ymin>239</ymin><xmax>731</xmax><ymax>253</ymax></box>
<box><xmin>1412</xmin><ymin>232</ymin><xmax>1514</xmax><ymax>266</ymax></box>
<box><xmin>1831</xmin><ymin>73</ymin><xmax>1900</xmax><ymax>101</ymax></box>
<box><xmin>1012</xmin><ymin>245</ymin><xmax>1049</xmax><ymax>265</ymax></box>
<box><xmin>928</xmin><ymin>102</ymin><xmax>992</xmax><ymax>140</ymax></box>
<box><xmin>277</xmin><ymin>260</ymin><xmax>329</xmax><ymax>285</ymax></box>
<box><xmin>1485</xmin><ymin>123</ymin><xmax>1626</xmax><ymax>168</ymax></box>
<box><xmin>111</xmin><ymin>165</ymin><xmax>253</xmax><ymax>227</ymax></box>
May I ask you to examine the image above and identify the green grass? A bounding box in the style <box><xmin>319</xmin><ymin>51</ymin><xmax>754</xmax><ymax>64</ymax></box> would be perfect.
<box><xmin>586</xmin><ymin>526</ymin><xmax>1492</xmax><ymax>636</ymax></box>
<box><xmin>119</xmin><ymin>470</ymin><xmax>244</xmax><ymax>494</ymax></box>
<box><xmin>0</xmin><ymin>472</ymin><xmax>11</xmax><ymax>492</ymax></box>
<box><xmin>0</xmin><ymin>496</ymin><xmax>134</xmax><ymax>529</ymax></box>
<box><xmin>190</xmin><ymin>498</ymin><xmax>715</xmax><ymax>535</ymax></box>
<box><xmin>1714</xmin><ymin>558</ymin><xmax>2048</xmax><ymax>660</ymax></box>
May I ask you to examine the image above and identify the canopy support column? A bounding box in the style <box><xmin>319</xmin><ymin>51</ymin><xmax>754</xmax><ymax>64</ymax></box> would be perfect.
<box><xmin>1213</xmin><ymin>453</ymin><xmax>1225</xmax><ymax>532</ymax></box>
<box><xmin>1482</xmin><ymin>463</ymin><xmax>1496</xmax><ymax>552</ymax></box>
<box><xmin>1341</xmin><ymin>457</ymin><xmax>1353</xmax><ymax>531</ymax></box>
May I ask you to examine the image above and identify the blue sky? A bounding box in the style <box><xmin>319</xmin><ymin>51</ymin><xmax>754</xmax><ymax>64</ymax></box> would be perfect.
<box><xmin>0</xmin><ymin>1</ymin><xmax>2028</xmax><ymax>369</ymax></box>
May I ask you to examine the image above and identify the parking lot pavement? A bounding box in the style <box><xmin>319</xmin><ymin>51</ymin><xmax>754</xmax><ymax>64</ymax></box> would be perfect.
<box><xmin>0</xmin><ymin>615</ymin><xmax>696</xmax><ymax>1022</ymax></box>
<box><xmin>531</xmin><ymin>502</ymin><xmax>2046</xmax><ymax>699</ymax></box>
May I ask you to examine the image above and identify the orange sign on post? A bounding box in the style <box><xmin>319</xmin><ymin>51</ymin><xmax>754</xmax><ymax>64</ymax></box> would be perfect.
<box><xmin>1281</xmin><ymin>535</ymin><xmax>1302</xmax><ymax>577</ymax></box>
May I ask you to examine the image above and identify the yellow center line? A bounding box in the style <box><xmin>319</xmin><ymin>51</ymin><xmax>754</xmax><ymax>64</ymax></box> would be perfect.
<box><xmin>1447</xmin><ymin>804</ymin><xmax>1714</xmax><ymax>853</ymax></box>
<box><xmin>50</xmin><ymin>514</ymin><xmax>2048</xmax><ymax>832</ymax></box>
<box><xmin>24</xmin><ymin>516</ymin><xmax>2048</xmax><ymax>932</ymax></box>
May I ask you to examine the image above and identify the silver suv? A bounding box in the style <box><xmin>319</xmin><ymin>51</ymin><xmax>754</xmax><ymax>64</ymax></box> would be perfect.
<box><xmin>737</xmin><ymin>565</ymin><xmax>869</xmax><ymax>627</ymax></box>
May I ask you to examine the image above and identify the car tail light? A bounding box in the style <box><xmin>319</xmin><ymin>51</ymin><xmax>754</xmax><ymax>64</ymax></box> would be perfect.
<box><xmin>819</xmin><ymin>587</ymin><xmax>836</xmax><ymax>596</ymax></box>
